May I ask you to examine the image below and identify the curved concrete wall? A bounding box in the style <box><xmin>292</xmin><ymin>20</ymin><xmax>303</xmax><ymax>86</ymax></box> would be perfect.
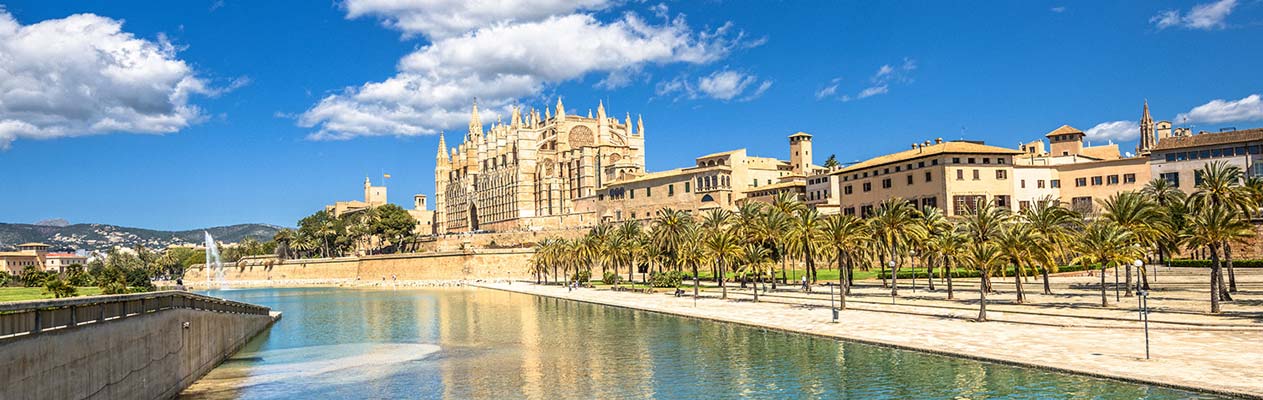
<box><xmin>0</xmin><ymin>308</ymin><xmax>276</xmax><ymax>400</ymax></box>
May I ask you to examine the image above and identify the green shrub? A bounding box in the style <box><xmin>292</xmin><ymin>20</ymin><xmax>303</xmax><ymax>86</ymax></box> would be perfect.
<box><xmin>602</xmin><ymin>271</ymin><xmax>622</xmax><ymax>285</ymax></box>
<box><xmin>1168</xmin><ymin>259</ymin><xmax>1263</xmax><ymax>268</ymax></box>
<box><xmin>67</xmin><ymin>270</ymin><xmax>94</xmax><ymax>287</ymax></box>
<box><xmin>43</xmin><ymin>277</ymin><xmax>78</xmax><ymax>299</ymax></box>
<box><xmin>649</xmin><ymin>271</ymin><xmax>683</xmax><ymax>288</ymax></box>
<box><xmin>0</xmin><ymin>271</ymin><xmax>10</xmax><ymax>287</ymax></box>
<box><xmin>570</xmin><ymin>269</ymin><xmax>591</xmax><ymax>283</ymax></box>
<box><xmin>20</xmin><ymin>266</ymin><xmax>50</xmax><ymax>288</ymax></box>
<box><xmin>879</xmin><ymin>264</ymin><xmax>1097</xmax><ymax>279</ymax></box>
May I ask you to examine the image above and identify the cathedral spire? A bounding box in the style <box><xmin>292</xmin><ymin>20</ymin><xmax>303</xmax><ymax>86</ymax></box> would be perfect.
<box><xmin>511</xmin><ymin>106</ymin><xmax>522</xmax><ymax>128</ymax></box>
<box><xmin>636</xmin><ymin>114</ymin><xmax>644</xmax><ymax>136</ymax></box>
<box><xmin>597</xmin><ymin>100</ymin><xmax>606</xmax><ymax>120</ymax></box>
<box><xmin>625</xmin><ymin>112</ymin><xmax>632</xmax><ymax>129</ymax></box>
<box><xmin>468</xmin><ymin>100</ymin><xmax>483</xmax><ymax>138</ymax></box>
<box><xmin>436</xmin><ymin>132</ymin><xmax>447</xmax><ymax>162</ymax></box>
<box><xmin>1138</xmin><ymin>99</ymin><xmax>1156</xmax><ymax>155</ymax></box>
<box><xmin>555</xmin><ymin>97</ymin><xmax>565</xmax><ymax>120</ymax></box>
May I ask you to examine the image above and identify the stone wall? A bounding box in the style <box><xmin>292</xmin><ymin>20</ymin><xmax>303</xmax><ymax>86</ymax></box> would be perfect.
<box><xmin>0</xmin><ymin>308</ymin><xmax>275</xmax><ymax>400</ymax></box>
<box><xmin>188</xmin><ymin>248</ymin><xmax>545</xmax><ymax>283</ymax></box>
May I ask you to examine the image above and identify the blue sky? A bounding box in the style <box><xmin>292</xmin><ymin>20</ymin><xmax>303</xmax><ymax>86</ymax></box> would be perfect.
<box><xmin>1</xmin><ymin>0</ymin><xmax>1261</xmax><ymax>230</ymax></box>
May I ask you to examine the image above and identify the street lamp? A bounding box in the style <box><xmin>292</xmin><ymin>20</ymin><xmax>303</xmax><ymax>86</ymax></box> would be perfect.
<box><xmin>888</xmin><ymin>260</ymin><xmax>896</xmax><ymax>304</ymax></box>
<box><xmin>910</xmin><ymin>249</ymin><xmax>918</xmax><ymax>293</ymax></box>
<box><xmin>1137</xmin><ymin>288</ymin><xmax>1151</xmax><ymax>360</ymax></box>
<box><xmin>1133</xmin><ymin>259</ymin><xmax>1144</xmax><ymax>295</ymax></box>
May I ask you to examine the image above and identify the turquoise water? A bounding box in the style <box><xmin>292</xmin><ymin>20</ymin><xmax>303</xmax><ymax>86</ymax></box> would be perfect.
<box><xmin>181</xmin><ymin>287</ymin><xmax>1221</xmax><ymax>399</ymax></box>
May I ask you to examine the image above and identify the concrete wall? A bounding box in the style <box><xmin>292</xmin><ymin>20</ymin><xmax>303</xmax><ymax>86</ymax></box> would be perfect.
<box><xmin>189</xmin><ymin>248</ymin><xmax>539</xmax><ymax>282</ymax></box>
<box><xmin>0</xmin><ymin>308</ymin><xmax>275</xmax><ymax>400</ymax></box>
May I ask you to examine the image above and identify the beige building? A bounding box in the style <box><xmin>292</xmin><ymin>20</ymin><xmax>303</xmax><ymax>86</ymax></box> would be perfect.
<box><xmin>44</xmin><ymin>252</ymin><xmax>88</xmax><ymax>273</ymax></box>
<box><xmin>326</xmin><ymin>179</ymin><xmax>437</xmax><ymax>236</ymax></box>
<box><xmin>823</xmin><ymin>139</ymin><xmax>1022</xmax><ymax>216</ymax></box>
<box><xmin>1149</xmin><ymin>127</ymin><xmax>1263</xmax><ymax>194</ymax></box>
<box><xmin>436</xmin><ymin>100</ymin><xmax>646</xmax><ymax>233</ymax></box>
<box><xmin>1</xmin><ymin>243</ymin><xmax>52</xmax><ymax>274</ymax></box>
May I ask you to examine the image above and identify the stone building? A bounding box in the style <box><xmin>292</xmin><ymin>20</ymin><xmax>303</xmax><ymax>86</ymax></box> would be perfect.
<box><xmin>1150</xmin><ymin>127</ymin><xmax>1263</xmax><ymax>194</ymax></box>
<box><xmin>436</xmin><ymin>100</ymin><xmax>645</xmax><ymax>233</ymax></box>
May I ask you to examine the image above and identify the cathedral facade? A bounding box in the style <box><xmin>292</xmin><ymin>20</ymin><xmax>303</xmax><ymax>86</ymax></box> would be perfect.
<box><xmin>435</xmin><ymin>100</ymin><xmax>646</xmax><ymax>233</ymax></box>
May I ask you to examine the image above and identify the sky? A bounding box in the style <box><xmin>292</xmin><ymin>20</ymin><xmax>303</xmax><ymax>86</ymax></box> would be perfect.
<box><xmin>1</xmin><ymin>0</ymin><xmax>1261</xmax><ymax>230</ymax></box>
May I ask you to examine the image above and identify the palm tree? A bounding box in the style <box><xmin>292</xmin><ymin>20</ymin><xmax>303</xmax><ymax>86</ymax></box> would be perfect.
<box><xmin>1020</xmin><ymin>197</ymin><xmax>1078</xmax><ymax>294</ymax></box>
<box><xmin>770</xmin><ymin>192</ymin><xmax>806</xmax><ymax>283</ymax></box>
<box><xmin>929</xmin><ymin>228</ymin><xmax>967</xmax><ymax>300</ymax></box>
<box><xmin>1073</xmin><ymin>220</ymin><xmax>1142</xmax><ymax>307</ymax></box>
<box><xmin>822</xmin><ymin>214</ymin><xmax>868</xmax><ymax>309</ymax></box>
<box><xmin>753</xmin><ymin>207</ymin><xmax>792</xmax><ymax>288</ymax></box>
<box><xmin>703</xmin><ymin>228</ymin><xmax>743</xmax><ymax>300</ymax></box>
<box><xmin>738</xmin><ymin>243</ymin><xmax>772</xmax><ymax>302</ymax></box>
<box><xmin>677</xmin><ymin>227</ymin><xmax>706</xmax><ymax>298</ymax></box>
<box><xmin>918</xmin><ymin>206</ymin><xmax>950</xmax><ymax>291</ymax></box>
<box><xmin>869</xmin><ymin>198</ymin><xmax>926</xmax><ymax>297</ymax></box>
<box><xmin>789</xmin><ymin>208</ymin><xmax>826</xmax><ymax>288</ymax></box>
<box><xmin>995</xmin><ymin>222</ymin><xmax>1051</xmax><ymax>304</ymax></box>
<box><xmin>1183</xmin><ymin>203</ymin><xmax>1252</xmax><ymax>313</ymax></box>
<box><xmin>617</xmin><ymin>220</ymin><xmax>644</xmax><ymax>284</ymax></box>
<box><xmin>959</xmin><ymin>199</ymin><xmax>1010</xmax><ymax>296</ymax></box>
<box><xmin>653</xmin><ymin>208</ymin><xmax>693</xmax><ymax>273</ymax></box>
<box><xmin>960</xmin><ymin>241</ymin><xmax>1004</xmax><ymax>321</ymax></box>
<box><xmin>1190</xmin><ymin>161</ymin><xmax>1252</xmax><ymax>296</ymax></box>
<box><xmin>1100</xmin><ymin>191</ymin><xmax>1166</xmax><ymax>296</ymax></box>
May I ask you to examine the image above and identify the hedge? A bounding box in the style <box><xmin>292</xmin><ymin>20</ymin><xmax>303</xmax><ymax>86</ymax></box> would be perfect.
<box><xmin>877</xmin><ymin>263</ymin><xmax>1097</xmax><ymax>280</ymax></box>
<box><xmin>1167</xmin><ymin>259</ymin><xmax>1263</xmax><ymax>268</ymax></box>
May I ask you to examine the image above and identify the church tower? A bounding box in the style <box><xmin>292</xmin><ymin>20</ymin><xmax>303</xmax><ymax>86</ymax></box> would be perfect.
<box><xmin>1137</xmin><ymin>100</ymin><xmax>1156</xmax><ymax>155</ymax></box>
<box><xmin>434</xmin><ymin>132</ymin><xmax>449</xmax><ymax>234</ymax></box>
<box><xmin>789</xmin><ymin>132</ymin><xmax>814</xmax><ymax>175</ymax></box>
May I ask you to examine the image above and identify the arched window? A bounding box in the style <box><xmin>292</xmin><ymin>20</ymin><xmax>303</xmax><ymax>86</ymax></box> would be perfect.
<box><xmin>701</xmin><ymin>194</ymin><xmax>715</xmax><ymax>202</ymax></box>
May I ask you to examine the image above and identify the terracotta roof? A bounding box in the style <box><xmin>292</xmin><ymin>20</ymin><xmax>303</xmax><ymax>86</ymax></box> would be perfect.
<box><xmin>832</xmin><ymin>141</ymin><xmax>1021</xmax><ymax>175</ymax></box>
<box><xmin>1152</xmin><ymin>128</ymin><xmax>1263</xmax><ymax>151</ymax></box>
<box><xmin>45</xmin><ymin>253</ymin><xmax>82</xmax><ymax>258</ymax></box>
<box><xmin>788</xmin><ymin>132</ymin><xmax>813</xmax><ymax>138</ymax></box>
<box><xmin>1079</xmin><ymin>144</ymin><xmax>1120</xmax><ymax>160</ymax></box>
<box><xmin>0</xmin><ymin>252</ymin><xmax>37</xmax><ymax>258</ymax></box>
<box><xmin>17</xmin><ymin>242</ymin><xmax>50</xmax><ymax>247</ymax></box>
<box><xmin>1045</xmin><ymin>125</ymin><xmax>1084</xmax><ymax>137</ymax></box>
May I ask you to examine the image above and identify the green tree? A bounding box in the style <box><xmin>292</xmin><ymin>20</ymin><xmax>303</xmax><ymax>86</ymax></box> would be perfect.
<box><xmin>869</xmin><ymin>198</ymin><xmax>926</xmax><ymax>297</ymax></box>
<box><xmin>43</xmin><ymin>277</ymin><xmax>77</xmax><ymax>298</ymax></box>
<box><xmin>1020</xmin><ymin>197</ymin><xmax>1079</xmax><ymax>294</ymax></box>
<box><xmin>1100</xmin><ymin>191</ymin><xmax>1166</xmax><ymax>296</ymax></box>
<box><xmin>1073</xmin><ymin>220</ymin><xmax>1142</xmax><ymax>307</ymax></box>
<box><xmin>960</xmin><ymin>241</ymin><xmax>1005</xmax><ymax>321</ymax></box>
<box><xmin>703</xmin><ymin>227</ymin><xmax>743</xmax><ymax>300</ymax></box>
<box><xmin>823</xmin><ymin>154</ymin><xmax>840</xmax><ymax>168</ymax></box>
<box><xmin>789</xmin><ymin>208</ymin><xmax>826</xmax><ymax>288</ymax></box>
<box><xmin>822</xmin><ymin>214</ymin><xmax>869</xmax><ymax>308</ymax></box>
<box><xmin>1183</xmin><ymin>203</ymin><xmax>1252</xmax><ymax>313</ymax></box>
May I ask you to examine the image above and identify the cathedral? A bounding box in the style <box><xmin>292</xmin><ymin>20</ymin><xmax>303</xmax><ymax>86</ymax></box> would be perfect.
<box><xmin>435</xmin><ymin>100</ymin><xmax>646</xmax><ymax>233</ymax></box>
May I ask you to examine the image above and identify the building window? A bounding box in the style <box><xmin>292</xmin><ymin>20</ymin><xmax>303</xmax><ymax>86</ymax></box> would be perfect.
<box><xmin>1051</xmin><ymin>179</ymin><xmax>1061</xmax><ymax>188</ymax></box>
<box><xmin>685</xmin><ymin>182</ymin><xmax>691</xmax><ymax>192</ymax></box>
<box><xmin>953</xmin><ymin>157</ymin><xmax>961</xmax><ymax>164</ymax></box>
<box><xmin>844</xmin><ymin>207</ymin><xmax>855</xmax><ymax>216</ymax></box>
<box><xmin>1075</xmin><ymin>178</ymin><xmax>1087</xmax><ymax>187</ymax></box>
<box><xmin>918</xmin><ymin>161</ymin><xmax>925</xmax><ymax>168</ymax></box>
<box><xmin>1195</xmin><ymin>170</ymin><xmax>1205</xmax><ymax>186</ymax></box>
<box><xmin>932</xmin><ymin>159</ymin><xmax>939</xmax><ymax>166</ymax></box>
<box><xmin>996</xmin><ymin>170</ymin><xmax>1007</xmax><ymax>179</ymax></box>
<box><xmin>1160</xmin><ymin>172</ymin><xmax>1179</xmax><ymax>187</ymax></box>
<box><xmin>1165</xmin><ymin>153</ymin><xmax>1176</xmax><ymax>162</ymax></box>
<box><xmin>957</xmin><ymin>169</ymin><xmax>964</xmax><ymax>180</ymax></box>
<box><xmin>861</xmin><ymin>205</ymin><xmax>874</xmax><ymax>217</ymax></box>
<box><xmin>953</xmin><ymin>195</ymin><xmax>986</xmax><ymax>216</ymax></box>
<box><xmin>983</xmin><ymin>158</ymin><xmax>991</xmax><ymax>164</ymax></box>
<box><xmin>845</xmin><ymin>185</ymin><xmax>853</xmax><ymax>195</ymax></box>
<box><xmin>997</xmin><ymin>158</ymin><xmax>1006</xmax><ymax>164</ymax></box>
<box><xmin>1020</xmin><ymin>179</ymin><xmax>1026</xmax><ymax>188</ymax></box>
<box><xmin>646</xmin><ymin>187</ymin><xmax>652</xmax><ymax>196</ymax></box>
<box><xmin>701</xmin><ymin>194</ymin><xmax>715</xmax><ymax>202</ymax></box>
<box><xmin>1019</xmin><ymin>200</ymin><xmax>1031</xmax><ymax>211</ymax></box>
<box><xmin>973</xmin><ymin>169</ymin><xmax>981</xmax><ymax>180</ymax></box>
<box><xmin>925</xmin><ymin>172</ymin><xmax>932</xmax><ymax>182</ymax></box>
<box><xmin>630</xmin><ymin>189</ymin><xmax>635</xmax><ymax>199</ymax></box>
<box><xmin>1037</xmin><ymin>180</ymin><xmax>1045</xmax><ymax>189</ymax></box>
<box><xmin>1107</xmin><ymin>175</ymin><xmax>1120</xmax><ymax>185</ymax></box>
<box><xmin>669</xmin><ymin>184</ymin><xmax>675</xmax><ymax>196</ymax></box>
<box><xmin>863</xmin><ymin>182</ymin><xmax>872</xmax><ymax>192</ymax></box>
<box><xmin>1071</xmin><ymin>197</ymin><xmax>1094</xmax><ymax>214</ymax></box>
<box><xmin>906</xmin><ymin>174</ymin><xmax>913</xmax><ymax>185</ymax></box>
<box><xmin>968</xmin><ymin>158</ymin><xmax>976</xmax><ymax>164</ymax></box>
<box><xmin>921</xmin><ymin>196</ymin><xmax>937</xmax><ymax>208</ymax></box>
<box><xmin>995</xmin><ymin>195</ymin><xmax>1010</xmax><ymax>209</ymax></box>
<box><xmin>882</xmin><ymin>178</ymin><xmax>892</xmax><ymax>189</ymax></box>
<box><xmin>1091</xmin><ymin>176</ymin><xmax>1103</xmax><ymax>186</ymax></box>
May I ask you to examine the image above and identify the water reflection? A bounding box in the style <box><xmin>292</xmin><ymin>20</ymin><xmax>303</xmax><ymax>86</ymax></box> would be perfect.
<box><xmin>182</xmin><ymin>288</ymin><xmax>1223</xmax><ymax>399</ymax></box>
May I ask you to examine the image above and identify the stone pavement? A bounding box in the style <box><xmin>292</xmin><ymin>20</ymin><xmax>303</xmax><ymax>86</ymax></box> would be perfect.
<box><xmin>476</xmin><ymin>278</ymin><xmax>1263</xmax><ymax>398</ymax></box>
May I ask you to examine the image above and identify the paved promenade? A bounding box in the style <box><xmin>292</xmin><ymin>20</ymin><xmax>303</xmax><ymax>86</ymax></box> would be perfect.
<box><xmin>476</xmin><ymin>271</ymin><xmax>1263</xmax><ymax>399</ymax></box>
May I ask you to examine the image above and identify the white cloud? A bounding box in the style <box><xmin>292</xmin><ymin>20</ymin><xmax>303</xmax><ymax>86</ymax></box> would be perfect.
<box><xmin>301</xmin><ymin>12</ymin><xmax>753</xmax><ymax>139</ymax></box>
<box><xmin>1085</xmin><ymin>120</ymin><xmax>1139</xmax><ymax>142</ymax></box>
<box><xmin>1177</xmin><ymin>94</ymin><xmax>1263</xmax><ymax>124</ymax></box>
<box><xmin>0</xmin><ymin>10</ymin><xmax>213</xmax><ymax>149</ymax></box>
<box><xmin>656</xmin><ymin>70</ymin><xmax>771</xmax><ymax>102</ymax></box>
<box><xmin>1151</xmin><ymin>0</ymin><xmax>1236</xmax><ymax>30</ymax></box>
<box><xmin>343</xmin><ymin>0</ymin><xmax>610</xmax><ymax>39</ymax></box>
<box><xmin>856</xmin><ymin>85</ymin><xmax>888</xmax><ymax>99</ymax></box>
<box><xmin>815</xmin><ymin>78</ymin><xmax>841</xmax><ymax>100</ymax></box>
<box><xmin>1051</xmin><ymin>6</ymin><xmax>1066</xmax><ymax>13</ymax></box>
<box><xmin>821</xmin><ymin>59</ymin><xmax>915</xmax><ymax>102</ymax></box>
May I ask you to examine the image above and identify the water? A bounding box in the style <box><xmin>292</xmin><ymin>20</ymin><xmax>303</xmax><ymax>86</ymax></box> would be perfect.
<box><xmin>204</xmin><ymin>231</ymin><xmax>225</xmax><ymax>289</ymax></box>
<box><xmin>182</xmin><ymin>287</ymin><xmax>1224</xmax><ymax>399</ymax></box>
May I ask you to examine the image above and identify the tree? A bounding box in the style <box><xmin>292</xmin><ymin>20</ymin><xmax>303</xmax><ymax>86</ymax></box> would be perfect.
<box><xmin>918</xmin><ymin>206</ymin><xmax>950</xmax><ymax>291</ymax></box>
<box><xmin>959</xmin><ymin>199</ymin><xmax>1011</xmax><ymax>294</ymax></box>
<box><xmin>653</xmin><ymin>208</ymin><xmax>693</xmax><ymax>273</ymax></box>
<box><xmin>928</xmin><ymin>229</ymin><xmax>967</xmax><ymax>300</ymax></box>
<box><xmin>822</xmin><ymin>214</ymin><xmax>868</xmax><ymax>309</ymax></box>
<box><xmin>703</xmin><ymin>227</ymin><xmax>743</xmax><ymax>300</ymax></box>
<box><xmin>753</xmin><ymin>206</ymin><xmax>792</xmax><ymax>288</ymax></box>
<box><xmin>770</xmin><ymin>192</ymin><xmax>805</xmax><ymax>283</ymax></box>
<box><xmin>1020</xmin><ymin>197</ymin><xmax>1079</xmax><ymax>295</ymax></box>
<box><xmin>823</xmin><ymin>154</ymin><xmax>840</xmax><ymax>168</ymax></box>
<box><xmin>869</xmin><ymin>198</ymin><xmax>926</xmax><ymax>297</ymax></box>
<box><xmin>1099</xmin><ymin>191</ymin><xmax>1166</xmax><ymax>296</ymax></box>
<box><xmin>1073</xmin><ymin>220</ymin><xmax>1141</xmax><ymax>307</ymax></box>
<box><xmin>43</xmin><ymin>277</ymin><xmax>77</xmax><ymax>298</ymax></box>
<box><xmin>1190</xmin><ymin>161</ymin><xmax>1253</xmax><ymax>295</ymax></box>
<box><xmin>961</xmin><ymin>241</ymin><xmax>1004</xmax><ymax>321</ymax></box>
<box><xmin>738</xmin><ymin>243</ymin><xmax>772</xmax><ymax>302</ymax></box>
<box><xmin>789</xmin><ymin>208</ymin><xmax>826</xmax><ymax>288</ymax></box>
<box><xmin>1183</xmin><ymin>203</ymin><xmax>1252</xmax><ymax>313</ymax></box>
<box><xmin>617</xmin><ymin>220</ymin><xmax>645</xmax><ymax>285</ymax></box>
<box><xmin>995</xmin><ymin>222</ymin><xmax>1048</xmax><ymax>304</ymax></box>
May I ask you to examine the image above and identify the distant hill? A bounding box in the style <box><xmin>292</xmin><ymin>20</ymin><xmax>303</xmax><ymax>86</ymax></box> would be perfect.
<box><xmin>0</xmin><ymin>222</ymin><xmax>286</xmax><ymax>252</ymax></box>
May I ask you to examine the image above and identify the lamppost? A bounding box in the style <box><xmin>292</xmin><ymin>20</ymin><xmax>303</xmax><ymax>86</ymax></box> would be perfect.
<box><xmin>830</xmin><ymin>282</ymin><xmax>838</xmax><ymax>323</ymax></box>
<box><xmin>1137</xmin><ymin>287</ymin><xmax>1151</xmax><ymax>360</ymax></box>
<box><xmin>1133</xmin><ymin>259</ymin><xmax>1144</xmax><ymax>295</ymax></box>
<box><xmin>1114</xmin><ymin>260</ymin><xmax>1121</xmax><ymax>302</ymax></box>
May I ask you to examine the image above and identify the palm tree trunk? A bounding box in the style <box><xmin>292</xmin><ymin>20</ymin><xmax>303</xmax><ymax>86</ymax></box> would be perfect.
<box><xmin>879</xmin><ymin>254</ymin><xmax>889</xmax><ymax>288</ymax></box>
<box><xmin>1099</xmin><ymin>261</ymin><xmax>1109</xmax><ymax>307</ymax></box>
<box><xmin>753</xmin><ymin>273</ymin><xmax>760</xmax><ymax>302</ymax></box>
<box><xmin>977</xmin><ymin>273</ymin><xmax>988</xmax><ymax>321</ymax></box>
<box><xmin>719</xmin><ymin>260</ymin><xmax>727</xmax><ymax>300</ymax></box>
<box><xmin>1225</xmin><ymin>242</ymin><xmax>1238</xmax><ymax>293</ymax></box>
<box><xmin>927</xmin><ymin>257</ymin><xmax>936</xmax><ymax>291</ymax></box>
<box><xmin>946</xmin><ymin>258</ymin><xmax>955</xmax><ymax>300</ymax></box>
<box><xmin>1013</xmin><ymin>261</ymin><xmax>1025</xmax><ymax>304</ymax></box>
<box><xmin>1041</xmin><ymin>266</ymin><xmax>1052</xmax><ymax>295</ymax></box>
<box><xmin>1210</xmin><ymin>244</ymin><xmax>1222</xmax><ymax>314</ymax></box>
<box><xmin>1125</xmin><ymin>264</ymin><xmax>1133</xmax><ymax>297</ymax></box>
<box><xmin>838</xmin><ymin>252</ymin><xmax>847</xmax><ymax>310</ymax></box>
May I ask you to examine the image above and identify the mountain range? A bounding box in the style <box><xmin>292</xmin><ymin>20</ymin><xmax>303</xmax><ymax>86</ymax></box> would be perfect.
<box><xmin>0</xmin><ymin>222</ymin><xmax>286</xmax><ymax>252</ymax></box>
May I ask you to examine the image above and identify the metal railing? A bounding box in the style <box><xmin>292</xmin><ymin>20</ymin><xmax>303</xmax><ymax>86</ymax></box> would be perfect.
<box><xmin>0</xmin><ymin>291</ymin><xmax>270</xmax><ymax>341</ymax></box>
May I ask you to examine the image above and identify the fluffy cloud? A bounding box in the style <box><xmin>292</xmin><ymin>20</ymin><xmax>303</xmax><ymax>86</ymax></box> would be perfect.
<box><xmin>655</xmin><ymin>70</ymin><xmax>771</xmax><ymax>102</ymax></box>
<box><xmin>0</xmin><ymin>11</ymin><xmax>212</xmax><ymax>149</ymax></box>
<box><xmin>302</xmin><ymin>10</ymin><xmax>756</xmax><ymax>139</ymax></box>
<box><xmin>1152</xmin><ymin>0</ymin><xmax>1236</xmax><ymax>30</ymax></box>
<box><xmin>1085</xmin><ymin>120</ymin><xmax>1140</xmax><ymax>142</ymax></box>
<box><xmin>343</xmin><ymin>0</ymin><xmax>610</xmax><ymax>39</ymax></box>
<box><xmin>1177</xmin><ymin>94</ymin><xmax>1263</xmax><ymax>124</ymax></box>
<box><xmin>818</xmin><ymin>59</ymin><xmax>915</xmax><ymax>102</ymax></box>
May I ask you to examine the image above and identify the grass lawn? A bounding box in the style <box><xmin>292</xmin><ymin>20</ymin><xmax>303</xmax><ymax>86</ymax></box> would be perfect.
<box><xmin>0</xmin><ymin>287</ymin><xmax>105</xmax><ymax>302</ymax></box>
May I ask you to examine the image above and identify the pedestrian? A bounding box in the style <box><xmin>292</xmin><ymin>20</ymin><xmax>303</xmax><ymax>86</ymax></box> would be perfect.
<box><xmin>174</xmin><ymin>279</ymin><xmax>187</xmax><ymax>291</ymax></box>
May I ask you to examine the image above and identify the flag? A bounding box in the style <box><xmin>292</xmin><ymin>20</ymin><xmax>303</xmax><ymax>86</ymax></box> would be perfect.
<box><xmin>383</xmin><ymin>173</ymin><xmax>392</xmax><ymax>179</ymax></box>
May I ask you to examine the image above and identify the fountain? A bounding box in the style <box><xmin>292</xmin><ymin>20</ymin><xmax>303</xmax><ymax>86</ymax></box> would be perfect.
<box><xmin>205</xmin><ymin>231</ymin><xmax>225</xmax><ymax>289</ymax></box>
